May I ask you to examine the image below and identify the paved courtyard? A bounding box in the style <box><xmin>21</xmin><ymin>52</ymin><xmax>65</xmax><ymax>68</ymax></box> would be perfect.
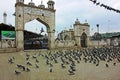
<box><xmin>0</xmin><ymin>49</ymin><xmax>120</xmax><ymax>80</ymax></box>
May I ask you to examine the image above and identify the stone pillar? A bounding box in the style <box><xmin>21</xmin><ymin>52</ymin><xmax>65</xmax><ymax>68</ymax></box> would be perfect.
<box><xmin>15</xmin><ymin>3</ymin><xmax>24</xmax><ymax>51</ymax></box>
<box><xmin>15</xmin><ymin>11</ymin><xmax>24</xmax><ymax>51</ymax></box>
<box><xmin>15</xmin><ymin>17</ymin><xmax>24</xmax><ymax>51</ymax></box>
<box><xmin>48</xmin><ymin>31</ymin><xmax>55</xmax><ymax>49</ymax></box>
<box><xmin>16</xmin><ymin>30</ymin><xmax>24</xmax><ymax>51</ymax></box>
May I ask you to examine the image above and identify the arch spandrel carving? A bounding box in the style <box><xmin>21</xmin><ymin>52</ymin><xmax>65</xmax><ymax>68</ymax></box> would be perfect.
<box><xmin>24</xmin><ymin>6</ymin><xmax>55</xmax><ymax>31</ymax></box>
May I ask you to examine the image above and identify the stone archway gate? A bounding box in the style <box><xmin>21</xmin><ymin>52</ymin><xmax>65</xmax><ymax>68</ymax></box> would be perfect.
<box><xmin>15</xmin><ymin>0</ymin><xmax>55</xmax><ymax>51</ymax></box>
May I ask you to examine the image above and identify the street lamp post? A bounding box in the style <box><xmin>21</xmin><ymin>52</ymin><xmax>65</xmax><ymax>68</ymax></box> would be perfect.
<box><xmin>96</xmin><ymin>24</ymin><xmax>99</xmax><ymax>47</ymax></box>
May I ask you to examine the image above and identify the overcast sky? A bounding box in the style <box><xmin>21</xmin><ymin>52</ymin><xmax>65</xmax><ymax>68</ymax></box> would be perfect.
<box><xmin>0</xmin><ymin>0</ymin><xmax>120</xmax><ymax>35</ymax></box>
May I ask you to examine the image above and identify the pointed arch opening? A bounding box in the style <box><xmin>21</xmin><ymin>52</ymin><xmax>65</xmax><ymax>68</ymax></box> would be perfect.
<box><xmin>81</xmin><ymin>32</ymin><xmax>87</xmax><ymax>47</ymax></box>
<box><xmin>24</xmin><ymin>19</ymin><xmax>48</xmax><ymax>50</ymax></box>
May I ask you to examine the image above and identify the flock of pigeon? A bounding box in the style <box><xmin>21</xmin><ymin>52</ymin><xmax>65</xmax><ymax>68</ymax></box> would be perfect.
<box><xmin>8</xmin><ymin>46</ymin><xmax>120</xmax><ymax>75</ymax></box>
<box><xmin>89</xmin><ymin>0</ymin><xmax>120</xmax><ymax>14</ymax></box>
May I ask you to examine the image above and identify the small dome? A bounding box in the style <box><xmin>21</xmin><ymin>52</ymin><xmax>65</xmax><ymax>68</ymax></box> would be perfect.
<box><xmin>38</xmin><ymin>0</ymin><xmax>45</xmax><ymax>8</ymax></box>
<box><xmin>47</xmin><ymin>0</ymin><xmax>55</xmax><ymax>4</ymax></box>
<box><xmin>75</xmin><ymin>18</ymin><xmax>80</xmax><ymax>25</ymax></box>
<box><xmin>47</xmin><ymin>0</ymin><xmax>55</xmax><ymax>9</ymax></box>
<box><xmin>28</xmin><ymin>0</ymin><xmax>35</xmax><ymax>6</ymax></box>
<box><xmin>3</xmin><ymin>12</ymin><xmax>7</xmax><ymax>16</ymax></box>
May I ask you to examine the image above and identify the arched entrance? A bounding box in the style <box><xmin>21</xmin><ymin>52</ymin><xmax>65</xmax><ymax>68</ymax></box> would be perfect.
<box><xmin>24</xmin><ymin>20</ymin><xmax>48</xmax><ymax>50</ymax></box>
<box><xmin>15</xmin><ymin>0</ymin><xmax>55</xmax><ymax>51</ymax></box>
<box><xmin>81</xmin><ymin>33</ymin><xmax>87</xmax><ymax>47</ymax></box>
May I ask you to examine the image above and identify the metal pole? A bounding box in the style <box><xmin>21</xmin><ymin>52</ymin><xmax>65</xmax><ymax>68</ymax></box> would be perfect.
<box><xmin>96</xmin><ymin>24</ymin><xmax>99</xmax><ymax>47</ymax></box>
<box><xmin>97</xmin><ymin>24</ymin><xmax>99</xmax><ymax>33</ymax></box>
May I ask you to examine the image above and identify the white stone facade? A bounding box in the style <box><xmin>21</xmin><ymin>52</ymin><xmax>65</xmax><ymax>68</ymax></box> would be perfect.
<box><xmin>56</xmin><ymin>18</ymin><xmax>90</xmax><ymax>48</ymax></box>
<box><xmin>15</xmin><ymin>0</ymin><xmax>56</xmax><ymax>51</ymax></box>
<box><xmin>55</xmin><ymin>18</ymin><xmax>120</xmax><ymax>49</ymax></box>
